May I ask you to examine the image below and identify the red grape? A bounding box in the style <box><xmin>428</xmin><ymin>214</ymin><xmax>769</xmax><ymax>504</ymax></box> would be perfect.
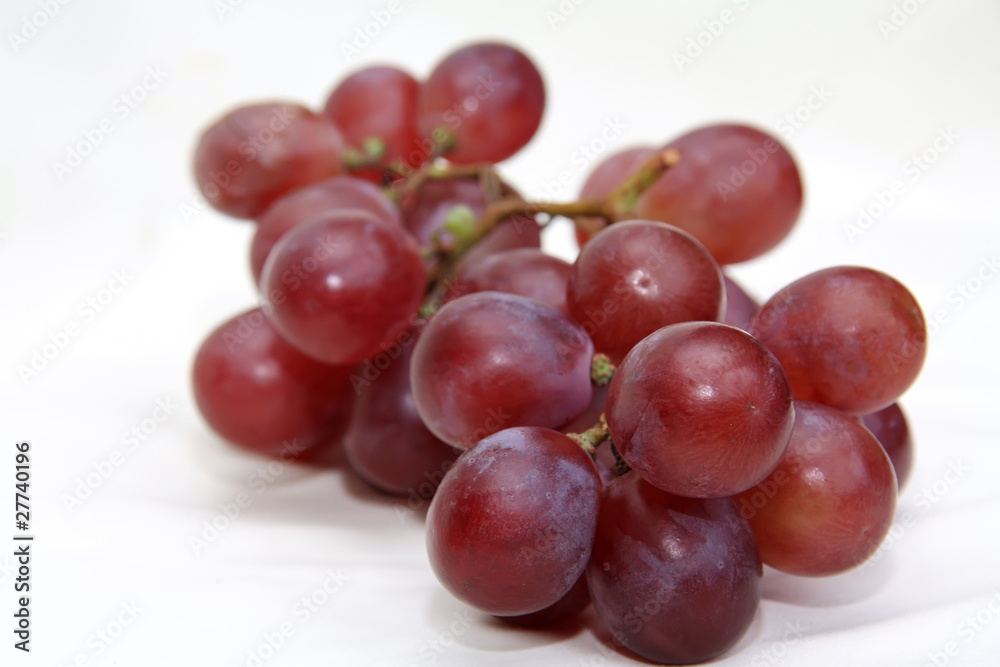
<box><xmin>606</xmin><ymin>321</ymin><xmax>794</xmax><ymax>498</ymax></box>
<box><xmin>400</xmin><ymin>177</ymin><xmax>538</xmax><ymax>262</ymax></box>
<box><xmin>734</xmin><ymin>401</ymin><xmax>897</xmax><ymax>576</ymax></box>
<box><xmin>587</xmin><ymin>472</ymin><xmax>762</xmax><ymax>664</ymax></box>
<box><xmin>749</xmin><ymin>266</ymin><xmax>927</xmax><ymax>415</ymax></box>
<box><xmin>499</xmin><ymin>573</ymin><xmax>591</xmax><ymax>628</ymax></box>
<box><xmin>194</xmin><ymin>103</ymin><xmax>345</xmax><ymax>219</ymax></box>
<box><xmin>250</xmin><ymin>176</ymin><xmax>402</xmax><ymax>285</ymax></box>
<box><xmin>343</xmin><ymin>325</ymin><xmax>459</xmax><ymax>498</ymax></box>
<box><xmin>862</xmin><ymin>402</ymin><xmax>914</xmax><ymax>489</ymax></box>
<box><xmin>452</xmin><ymin>248</ymin><xmax>571</xmax><ymax>313</ymax></box>
<box><xmin>417</xmin><ymin>42</ymin><xmax>545</xmax><ymax>164</ymax></box>
<box><xmin>575</xmin><ymin>145</ymin><xmax>656</xmax><ymax>247</ymax></box>
<box><xmin>261</xmin><ymin>211</ymin><xmax>426</xmax><ymax>365</ymax></box>
<box><xmin>426</xmin><ymin>427</ymin><xmax>601</xmax><ymax>616</ymax></box>
<box><xmin>635</xmin><ymin>123</ymin><xmax>803</xmax><ymax>264</ymax></box>
<box><xmin>410</xmin><ymin>292</ymin><xmax>594</xmax><ymax>449</ymax></box>
<box><xmin>192</xmin><ymin>307</ymin><xmax>353</xmax><ymax>456</ymax></box>
<box><xmin>322</xmin><ymin>66</ymin><xmax>422</xmax><ymax>178</ymax></box>
<box><xmin>567</xmin><ymin>220</ymin><xmax>725</xmax><ymax>364</ymax></box>
<box><xmin>722</xmin><ymin>274</ymin><xmax>760</xmax><ymax>331</ymax></box>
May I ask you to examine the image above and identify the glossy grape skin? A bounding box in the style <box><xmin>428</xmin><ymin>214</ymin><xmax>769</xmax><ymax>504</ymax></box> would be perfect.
<box><xmin>426</xmin><ymin>427</ymin><xmax>601</xmax><ymax>616</ymax></box>
<box><xmin>250</xmin><ymin>176</ymin><xmax>403</xmax><ymax>285</ymax></box>
<box><xmin>261</xmin><ymin>211</ymin><xmax>426</xmax><ymax>365</ymax></box>
<box><xmin>635</xmin><ymin>124</ymin><xmax>803</xmax><ymax>264</ymax></box>
<box><xmin>322</xmin><ymin>66</ymin><xmax>421</xmax><ymax>175</ymax></box>
<box><xmin>862</xmin><ymin>402</ymin><xmax>914</xmax><ymax>489</ymax></box>
<box><xmin>587</xmin><ymin>472</ymin><xmax>762</xmax><ymax>665</ymax></box>
<box><xmin>417</xmin><ymin>42</ymin><xmax>545</xmax><ymax>164</ymax></box>
<box><xmin>722</xmin><ymin>274</ymin><xmax>760</xmax><ymax>331</ymax></box>
<box><xmin>734</xmin><ymin>401</ymin><xmax>897</xmax><ymax>576</ymax></box>
<box><xmin>194</xmin><ymin>103</ymin><xmax>345</xmax><ymax>219</ymax></box>
<box><xmin>607</xmin><ymin>321</ymin><xmax>794</xmax><ymax>498</ymax></box>
<box><xmin>575</xmin><ymin>145</ymin><xmax>656</xmax><ymax>247</ymax></box>
<box><xmin>343</xmin><ymin>325</ymin><xmax>459</xmax><ymax>498</ymax></box>
<box><xmin>192</xmin><ymin>308</ymin><xmax>353</xmax><ymax>456</ymax></box>
<box><xmin>749</xmin><ymin>266</ymin><xmax>927</xmax><ymax>415</ymax></box>
<box><xmin>451</xmin><ymin>248</ymin><xmax>571</xmax><ymax>313</ymax></box>
<box><xmin>411</xmin><ymin>292</ymin><xmax>594</xmax><ymax>449</ymax></box>
<box><xmin>567</xmin><ymin>220</ymin><xmax>725</xmax><ymax>364</ymax></box>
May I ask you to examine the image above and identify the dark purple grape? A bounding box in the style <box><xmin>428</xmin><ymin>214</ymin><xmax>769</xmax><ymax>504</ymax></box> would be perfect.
<box><xmin>749</xmin><ymin>266</ymin><xmax>927</xmax><ymax>415</ymax></box>
<box><xmin>417</xmin><ymin>42</ymin><xmax>545</xmax><ymax>164</ymax></box>
<box><xmin>607</xmin><ymin>321</ymin><xmax>794</xmax><ymax>498</ymax></box>
<box><xmin>194</xmin><ymin>103</ymin><xmax>344</xmax><ymax>219</ymax></box>
<box><xmin>251</xmin><ymin>176</ymin><xmax>402</xmax><ymax>285</ymax></box>
<box><xmin>499</xmin><ymin>573</ymin><xmax>591</xmax><ymax>628</ymax></box>
<box><xmin>734</xmin><ymin>401</ymin><xmax>897</xmax><ymax>576</ymax></box>
<box><xmin>635</xmin><ymin>123</ymin><xmax>803</xmax><ymax>264</ymax></box>
<box><xmin>426</xmin><ymin>427</ymin><xmax>601</xmax><ymax>616</ymax></box>
<box><xmin>261</xmin><ymin>211</ymin><xmax>426</xmax><ymax>365</ymax></box>
<box><xmin>343</xmin><ymin>325</ymin><xmax>459</xmax><ymax>498</ymax></box>
<box><xmin>862</xmin><ymin>402</ymin><xmax>914</xmax><ymax>489</ymax></box>
<box><xmin>722</xmin><ymin>274</ymin><xmax>760</xmax><ymax>331</ymax></box>
<box><xmin>587</xmin><ymin>472</ymin><xmax>762</xmax><ymax>665</ymax></box>
<box><xmin>192</xmin><ymin>307</ymin><xmax>353</xmax><ymax>456</ymax></box>
<box><xmin>411</xmin><ymin>292</ymin><xmax>593</xmax><ymax>449</ymax></box>
<box><xmin>567</xmin><ymin>220</ymin><xmax>725</xmax><ymax>364</ymax></box>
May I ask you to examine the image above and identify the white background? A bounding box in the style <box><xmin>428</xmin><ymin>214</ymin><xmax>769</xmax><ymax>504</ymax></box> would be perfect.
<box><xmin>2</xmin><ymin>0</ymin><xmax>999</xmax><ymax>665</ymax></box>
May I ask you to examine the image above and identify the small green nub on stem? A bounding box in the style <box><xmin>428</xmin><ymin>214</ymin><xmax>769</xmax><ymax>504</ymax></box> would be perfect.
<box><xmin>591</xmin><ymin>353</ymin><xmax>617</xmax><ymax>387</ymax></box>
<box><xmin>567</xmin><ymin>414</ymin><xmax>610</xmax><ymax>459</ymax></box>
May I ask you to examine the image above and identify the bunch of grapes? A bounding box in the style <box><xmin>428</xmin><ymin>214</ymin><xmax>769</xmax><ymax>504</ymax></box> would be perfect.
<box><xmin>191</xmin><ymin>41</ymin><xmax>926</xmax><ymax>665</ymax></box>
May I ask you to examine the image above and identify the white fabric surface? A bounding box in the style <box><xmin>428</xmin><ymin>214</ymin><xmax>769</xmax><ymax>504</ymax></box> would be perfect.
<box><xmin>2</xmin><ymin>0</ymin><xmax>999</xmax><ymax>665</ymax></box>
